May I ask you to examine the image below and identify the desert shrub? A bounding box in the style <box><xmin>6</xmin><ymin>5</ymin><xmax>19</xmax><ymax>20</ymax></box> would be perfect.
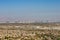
<box><xmin>35</xmin><ymin>32</ymin><xmax>41</xmax><ymax>38</ymax></box>
<box><xmin>57</xmin><ymin>38</ymin><xmax>60</xmax><ymax>40</ymax></box>
<box><xmin>5</xmin><ymin>36</ymin><xmax>9</xmax><ymax>39</ymax></box>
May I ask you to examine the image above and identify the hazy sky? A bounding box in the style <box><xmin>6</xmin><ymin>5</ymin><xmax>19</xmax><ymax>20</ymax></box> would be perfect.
<box><xmin>0</xmin><ymin>0</ymin><xmax>60</xmax><ymax>22</ymax></box>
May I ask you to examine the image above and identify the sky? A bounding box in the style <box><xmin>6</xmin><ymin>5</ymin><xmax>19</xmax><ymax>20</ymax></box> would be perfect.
<box><xmin>0</xmin><ymin>0</ymin><xmax>60</xmax><ymax>22</ymax></box>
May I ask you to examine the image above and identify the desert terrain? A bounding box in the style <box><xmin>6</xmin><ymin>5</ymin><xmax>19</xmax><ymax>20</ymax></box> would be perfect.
<box><xmin>0</xmin><ymin>23</ymin><xmax>60</xmax><ymax>40</ymax></box>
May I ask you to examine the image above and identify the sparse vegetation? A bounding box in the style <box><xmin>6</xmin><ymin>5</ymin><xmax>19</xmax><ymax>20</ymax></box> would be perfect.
<box><xmin>0</xmin><ymin>23</ymin><xmax>60</xmax><ymax>40</ymax></box>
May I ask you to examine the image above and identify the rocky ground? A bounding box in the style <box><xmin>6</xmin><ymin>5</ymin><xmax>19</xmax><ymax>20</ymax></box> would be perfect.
<box><xmin>0</xmin><ymin>23</ymin><xmax>60</xmax><ymax>40</ymax></box>
<box><xmin>0</xmin><ymin>30</ymin><xmax>60</xmax><ymax>40</ymax></box>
